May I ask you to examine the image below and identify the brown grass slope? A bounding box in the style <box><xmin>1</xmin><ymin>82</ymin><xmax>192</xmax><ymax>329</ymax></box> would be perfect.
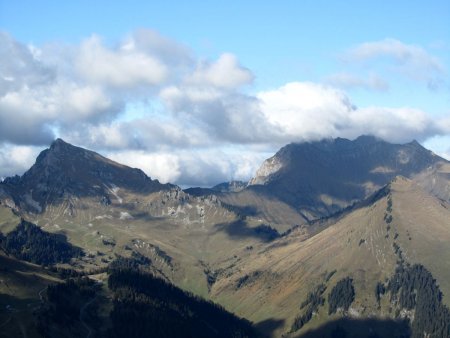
<box><xmin>413</xmin><ymin>161</ymin><xmax>450</xmax><ymax>202</ymax></box>
<box><xmin>209</xmin><ymin>176</ymin><xmax>450</xmax><ymax>337</ymax></box>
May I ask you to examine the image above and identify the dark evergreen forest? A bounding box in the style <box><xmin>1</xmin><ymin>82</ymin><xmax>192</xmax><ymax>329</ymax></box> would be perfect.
<box><xmin>0</xmin><ymin>219</ymin><xmax>83</xmax><ymax>265</ymax></box>
<box><xmin>106</xmin><ymin>260</ymin><xmax>261</xmax><ymax>338</ymax></box>
<box><xmin>385</xmin><ymin>263</ymin><xmax>450</xmax><ymax>338</ymax></box>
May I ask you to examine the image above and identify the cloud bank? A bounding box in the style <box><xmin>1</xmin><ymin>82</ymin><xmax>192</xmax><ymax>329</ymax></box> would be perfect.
<box><xmin>0</xmin><ymin>32</ymin><xmax>448</xmax><ymax>186</ymax></box>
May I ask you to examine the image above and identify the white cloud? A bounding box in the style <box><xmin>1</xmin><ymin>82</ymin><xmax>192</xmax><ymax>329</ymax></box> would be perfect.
<box><xmin>63</xmin><ymin>117</ymin><xmax>212</xmax><ymax>152</ymax></box>
<box><xmin>108</xmin><ymin>148</ymin><xmax>267</xmax><ymax>187</ymax></box>
<box><xmin>0</xmin><ymin>31</ymin><xmax>449</xmax><ymax>187</ymax></box>
<box><xmin>0</xmin><ymin>32</ymin><xmax>55</xmax><ymax>96</ymax></box>
<box><xmin>0</xmin><ymin>30</ymin><xmax>193</xmax><ymax>146</ymax></box>
<box><xmin>127</xmin><ymin>29</ymin><xmax>193</xmax><ymax>68</ymax></box>
<box><xmin>188</xmin><ymin>53</ymin><xmax>254</xmax><ymax>89</ymax></box>
<box><xmin>347</xmin><ymin>39</ymin><xmax>443</xmax><ymax>69</ymax></box>
<box><xmin>257</xmin><ymin>82</ymin><xmax>354</xmax><ymax>141</ymax></box>
<box><xmin>109</xmin><ymin>151</ymin><xmax>181</xmax><ymax>184</ymax></box>
<box><xmin>257</xmin><ymin>82</ymin><xmax>444</xmax><ymax>143</ymax></box>
<box><xmin>0</xmin><ymin>80</ymin><xmax>121</xmax><ymax>142</ymax></box>
<box><xmin>76</xmin><ymin>35</ymin><xmax>168</xmax><ymax>88</ymax></box>
<box><xmin>347</xmin><ymin>106</ymin><xmax>439</xmax><ymax>143</ymax></box>
<box><xmin>344</xmin><ymin>38</ymin><xmax>446</xmax><ymax>89</ymax></box>
<box><xmin>0</xmin><ymin>144</ymin><xmax>41</xmax><ymax>178</ymax></box>
<box><xmin>160</xmin><ymin>84</ymin><xmax>275</xmax><ymax>144</ymax></box>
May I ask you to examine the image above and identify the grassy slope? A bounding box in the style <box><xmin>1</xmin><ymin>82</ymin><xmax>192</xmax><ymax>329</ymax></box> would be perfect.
<box><xmin>24</xmin><ymin>188</ymin><xmax>285</xmax><ymax>298</ymax></box>
<box><xmin>0</xmin><ymin>205</ymin><xmax>20</xmax><ymax>234</ymax></box>
<box><xmin>392</xmin><ymin>176</ymin><xmax>450</xmax><ymax>305</ymax></box>
<box><xmin>1</xmin><ymin>175</ymin><xmax>449</xmax><ymax>337</ymax></box>
<box><xmin>210</xmin><ymin>177</ymin><xmax>450</xmax><ymax>337</ymax></box>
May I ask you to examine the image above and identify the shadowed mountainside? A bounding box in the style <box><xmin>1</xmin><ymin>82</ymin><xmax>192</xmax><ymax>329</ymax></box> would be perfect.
<box><xmin>298</xmin><ymin>317</ymin><xmax>411</xmax><ymax>338</ymax></box>
<box><xmin>246</xmin><ymin>135</ymin><xmax>447</xmax><ymax>219</ymax></box>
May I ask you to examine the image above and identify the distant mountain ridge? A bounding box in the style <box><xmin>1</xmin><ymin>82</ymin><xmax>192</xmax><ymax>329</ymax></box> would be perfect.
<box><xmin>1</xmin><ymin>136</ymin><xmax>447</xmax><ymax>222</ymax></box>
<box><xmin>212</xmin><ymin>180</ymin><xmax>247</xmax><ymax>193</ymax></box>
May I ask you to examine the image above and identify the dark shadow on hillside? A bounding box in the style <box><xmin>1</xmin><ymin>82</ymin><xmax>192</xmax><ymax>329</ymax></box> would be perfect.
<box><xmin>215</xmin><ymin>220</ymin><xmax>280</xmax><ymax>242</ymax></box>
<box><xmin>255</xmin><ymin>318</ymin><xmax>285</xmax><ymax>337</ymax></box>
<box><xmin>0</xmin><ymin>293</ymin><xmax>37</xmax><ymax>311</ymax></box>
<box><xmin>297</xmin><ymin>317</ymin><xmax>411</xmax><ymax>338</ymax></box>
<box><xmin>183</xmin><ymin>187</ymin><xmax>218</xmax><ymax>197</ymax></box>
<box><xmin>221</xmin><ymin>203</ymin><xmax>260</xmax><ymax>218</ymax></box>
<box><xmin>306</xmin><ymin>183</ymin><xmax>391</xmax><ymax>228</ymax></box>
<box><xmin>247</xmin><ymin>183</ymin><xmax>368</xmax><ymax>220</ymax></box>
<box><xmin>0</xmin><ymin>293</ymin><xmax>41</xmax><ymax>338</ymax></box>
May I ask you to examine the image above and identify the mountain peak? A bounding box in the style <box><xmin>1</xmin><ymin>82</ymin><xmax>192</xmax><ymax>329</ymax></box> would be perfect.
<box><xmin>408</xmin><ymin>139</ymin><xmax>422</xmax><ymax>147</ymax></box>
<box><xmin>248</xmin><ymin>136</ymin><xmax>446</xmax><ymax>219</ymax></box>
<box><xmin>48</xmin><ymin>138</ymin><xmax>86</xmax><ymax>156</ymax></box>
<box><xmin>51</xmin><ymin>138</ymin><xmax>68</xmax><ymax>147</ymax></box>
<box><xmin>5</xmin><ymin>140</ymin><xmax>174</xmax><ymax>212</ymax></box>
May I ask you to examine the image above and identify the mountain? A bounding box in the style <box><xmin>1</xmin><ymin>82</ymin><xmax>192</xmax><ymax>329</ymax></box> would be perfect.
<box><xmin>246</xmin><ymin>135</ymin><xmax>447</xmax><ymax>220</ymax></box>
<box><xmin>0</xmin><ymin>136</ymin><xmax>449</xmax><ymax>338</ymax></box>
<box><xmin>1</xmin><ymin>139</ymin><xmax>173</xmax><ymax>213</ymax></box>
<box><xmin>0</xmin><ymin>139</ymin><xmax>280</xmax><ymax>297</ymax></box>
<box><xmin>210</xmin><ymin>177</ymin><xmax>450</xmax><ymax>337</ymax></box>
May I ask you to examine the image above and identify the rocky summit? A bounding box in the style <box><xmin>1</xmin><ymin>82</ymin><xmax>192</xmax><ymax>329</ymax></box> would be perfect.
<box><xmin>1</xmin><ymin>139</ymin><xmax>173</xmax><ymax>213</ymax></box>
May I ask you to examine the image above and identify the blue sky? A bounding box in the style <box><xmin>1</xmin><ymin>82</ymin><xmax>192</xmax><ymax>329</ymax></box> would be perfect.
<box><xmin>0</xmin><ymin>1</ymin><xmax>449</xmax><ymax>186</ymax></box>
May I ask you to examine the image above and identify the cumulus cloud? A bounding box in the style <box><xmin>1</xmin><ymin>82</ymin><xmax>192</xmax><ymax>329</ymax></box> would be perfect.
<box><xmin>62</xmin><ymin>117</ymin><xmax>213</xmax><ymax>151</ymax></box>
<box><xmin>0</xmin><ymin>32</ymin><xmax>55</xmax><ymax>96</ymax></box>
<box><xmin>344</xmin><ymin>38</ymin><xmax>446</xmax><ymax>89</ymax></box>
<box><xmin>188</xmin><ymin>53</ymin><xmax>254</xmax><ymax>89</ymax></box>
<box><xmin>0</xmin><ymin>30</ymin><xmax>260</xmax><ymax>149</ymax></box>
<box><xmin>76</xmin><ymin>35</ymin><xmax>168</xmax><ymax>88</ymax></box>
<box><xmin>0</xmin><ymin>31</ymin><xmax>449</xmax><ymax>187</ymax></box>
<box><xmin>128</xmin><ymin>29</ymin><xmax>193</xmax><ymax>69</ymax></box>
<box><xmin>0</xmin><ymin>32</ymin><xmax>125</xmax><ymax>145</ymax></box>
<box><xmin>257</xmin><ymin>82</ymin><xmax>355</xmax><ymax>141</ymax></box>
<box><xmin>157</xmin><ymin>52</ymin><xmax>264</xmax><ymax>145</ymax></box>
<box><xmin>257</xmin><ymin>82</ymin><xmax>445</xmax><ymax>143</ymax></box>
<box><xmin>160</xmin><ymin>85</ymin><xmax>275</xmax><ymax>144</ymax></box>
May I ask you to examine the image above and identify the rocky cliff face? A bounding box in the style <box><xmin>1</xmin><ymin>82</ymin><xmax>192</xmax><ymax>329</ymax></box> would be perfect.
<box><xmin>248</xmin><ymin>156</ymin><xmax>284</xmax><ymax>185</ymax></box>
